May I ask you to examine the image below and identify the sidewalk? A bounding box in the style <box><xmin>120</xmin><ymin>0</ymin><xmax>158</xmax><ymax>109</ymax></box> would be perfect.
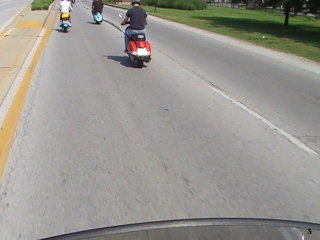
<box><xmin>0</xmin><ymin>5</ymin><xmax>53</xmax><ymax>106</ymax></box>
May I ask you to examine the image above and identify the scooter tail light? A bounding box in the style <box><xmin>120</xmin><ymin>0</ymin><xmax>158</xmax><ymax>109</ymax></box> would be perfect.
<box><xmin>129</xmin><ymin>41</ymin><xmax>137</xmax><ymax>52</ymax></box>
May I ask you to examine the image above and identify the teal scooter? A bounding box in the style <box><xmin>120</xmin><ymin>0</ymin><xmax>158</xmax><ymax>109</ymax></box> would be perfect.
<box><xmin>59</xmin><ymin>13</ymin><xmax>71</xmax><ymax>32</ymax></box>
<box><xmin>92</xmin><ymin>11</ymin><xmax>103</xmax><ymax>24</ymax></box>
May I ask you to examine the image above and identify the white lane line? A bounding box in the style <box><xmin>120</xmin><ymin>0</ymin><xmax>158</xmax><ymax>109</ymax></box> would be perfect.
<box><xmin>208</xmin><ymin>82</ymin><xmax>319</xmax><ymax>156</ymax></box>
<box><xmin>154</xmin><ymin>44</ymin><xmax>318</xmax><ymax>156</ymax></box>
<box><xmin>0</xmin><ymin>29</ymin><xmax>47</xmax><ymax>128</ymax></box>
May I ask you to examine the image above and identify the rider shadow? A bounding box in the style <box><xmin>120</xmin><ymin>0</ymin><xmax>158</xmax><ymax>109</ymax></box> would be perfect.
<box><xmin>104</xmin><ymin>55</ymin><xmax>133</xmax><ymax>68</ymax></box>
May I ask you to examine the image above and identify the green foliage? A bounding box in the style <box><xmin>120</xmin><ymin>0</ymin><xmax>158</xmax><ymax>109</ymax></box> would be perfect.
<box><xmin>307</xmin><ymin>0</ymin><xmax>320</xmax><ymax>14</ymax></box>
<box><xmin>282</xmin><ymin>0</ymin><xmax>303</xmax><ymax>13</ymax></box>
<box><xmin>31</xmin><ymin>0</ymin><xmax>54</xmax><ymax>10</ymax></box>
<box><xmin>230</xmin><ymin>0</ymin><xmax>242</xmax><ymax>4</ymax></box>
<box><xmin>143</xmin><ymin>0</ymin><xmax>158</xmax><ymax>5</ymax></box>
<box><xmin>262</xmin><ymin>0</ymin><xmax>280</xmax><ymax>8</ymax></box>
<box><xmin>263</xmin><ymin>0</ymin><xmax>319</xmax><ymax>14</ymax></box>
<box><xmin>143</xmin><ymin>0</ymin><xmax>207</xmax><ymax>10</ymax></box>
<box><xmin>260</xmin><ymin>0</ymin><xmax>319</xmax><ymax>25</ymax></box>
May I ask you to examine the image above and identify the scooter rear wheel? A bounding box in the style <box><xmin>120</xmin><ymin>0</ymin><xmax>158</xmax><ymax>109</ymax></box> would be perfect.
<box><xmin>136</xmin><ymin>59</ymin><xmax>143</xmax><ymax>68</ymax></box>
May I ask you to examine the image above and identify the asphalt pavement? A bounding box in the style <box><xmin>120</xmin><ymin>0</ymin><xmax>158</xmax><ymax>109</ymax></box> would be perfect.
<box><xmin>0</xmin><ymin>1</ymin><xmax>320</xmax><ymax>239</ymax></box>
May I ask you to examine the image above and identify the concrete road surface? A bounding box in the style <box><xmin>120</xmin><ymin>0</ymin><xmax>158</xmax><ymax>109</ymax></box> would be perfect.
<box><xmin>0</xmin><ymin>1</ymin><xmax>320</xmax><ymax>239</ymax></box>
<box><xmin>0</xmin><ymin>0</ymin><xmax>31</xmax><ymax>32</ymax></box>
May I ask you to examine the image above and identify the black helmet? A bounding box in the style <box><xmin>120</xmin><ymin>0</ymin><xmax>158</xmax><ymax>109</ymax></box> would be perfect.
<box><xmin>131</xmin><ymin>0</ymin><xmax>141</xmax><ymax>5</ymax></box>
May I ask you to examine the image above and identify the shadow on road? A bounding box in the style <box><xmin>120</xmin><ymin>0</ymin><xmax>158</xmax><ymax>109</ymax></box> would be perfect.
<box><xmin>54</xmin><ymin>28</ymin><xmax>68</xmax><ymax>33</ymax></box>
<box><xmin>104</xmin><ymin>55</ymin><xmax>133</xmax><ymax>67</ymax></box>
<box><xmin>86</xmin><ymin>21</ymin><xmax>101</xmax><ymax>25</ymax></box>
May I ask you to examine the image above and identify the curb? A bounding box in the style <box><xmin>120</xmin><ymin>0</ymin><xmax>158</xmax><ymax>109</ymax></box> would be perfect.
<box><xmin>0</xmin><ymin>2</ymin><xmax>58</xmax><ymax>180</ymax></box>
<box><xmin>42</xmin><ymin>0</ymin><xmax>57</xmax><ymax>27</ymax></box>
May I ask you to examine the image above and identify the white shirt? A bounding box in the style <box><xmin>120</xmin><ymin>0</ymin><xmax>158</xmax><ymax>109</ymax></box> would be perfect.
<box><xmin>58</xmin><ymin>0</ymin><xmax>72</xmax><ymax>13</ymax></box>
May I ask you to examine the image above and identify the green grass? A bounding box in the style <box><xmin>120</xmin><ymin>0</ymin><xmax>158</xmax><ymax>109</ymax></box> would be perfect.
<box><xmin>120</xmin><ymin>5</ymin><xmax>320</xmax><ymax>62</ymax></box>
<box><xmin>143</xmin><ymin>0</ymin><xmax>207</xmax><ymax>10</ymax></box>
<box><xmin>31</xmin><ymin>0</ymin><xmax>54</xmax><ymax>10</ymax></box>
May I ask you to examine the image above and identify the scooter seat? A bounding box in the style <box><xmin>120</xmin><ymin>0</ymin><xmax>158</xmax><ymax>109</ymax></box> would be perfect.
<box><xmin>131</xmin><ymin>34</ymin><xmax>146</xmax><ymax>41</ymax></box>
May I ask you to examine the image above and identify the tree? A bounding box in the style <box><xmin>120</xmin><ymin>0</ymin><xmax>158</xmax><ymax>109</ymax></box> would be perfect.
<box><xmin>282</xmin><ymin>0</ymin><xmax>304</xmax><ymax>26</ymax></box>
<box><xmin>263</xmin><ymin>0</ymin><xmax>280</xmax><ymax>8</ymax></box>
<box><xmin>263</xmin><ymin>0</ymin><xmax>319</xmax><ymax>26</ymax></box>
<box><xmin>306</xmin><ymin>0</ymin><xmax>320</xmax><ymax>14</ymax></box>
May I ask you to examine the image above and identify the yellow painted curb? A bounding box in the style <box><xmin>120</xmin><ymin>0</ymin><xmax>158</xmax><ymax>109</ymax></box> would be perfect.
<box><xmin>17</xmin><ymin>21</ymin><xmax>44</xmax><ymax>29</ymax></box>
<box><xmin>0</xmin><ymin>9</ymin><xmax>58</xmax><ymax>180</ymax></box>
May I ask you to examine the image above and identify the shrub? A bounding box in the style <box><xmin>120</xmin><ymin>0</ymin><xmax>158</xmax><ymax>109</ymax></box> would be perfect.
<box><xmin>143</xmin><ymin>0</ymin><xmax>207</xmax><ymax>10</ymax></box>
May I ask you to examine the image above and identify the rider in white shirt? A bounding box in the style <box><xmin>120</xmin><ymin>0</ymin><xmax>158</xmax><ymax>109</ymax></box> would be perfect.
<box><xmin>58</xmin><ymin>0</ymin><xmax>73</xmax><ymax>26</ymax></box>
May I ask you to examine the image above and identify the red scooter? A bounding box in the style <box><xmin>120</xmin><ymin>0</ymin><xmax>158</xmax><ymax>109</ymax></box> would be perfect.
<box><xmin>126</xmin><ymin>29</ymin><xmax>151</xmax><ymax>68</ymax></box>
<box><xmin>120</xmin><ymin>12</ymin><xmax>151</xmax><ymax>68</ymax></box>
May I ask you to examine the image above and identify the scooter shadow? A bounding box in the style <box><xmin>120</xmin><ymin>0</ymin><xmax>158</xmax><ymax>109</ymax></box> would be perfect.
<box><xmin>104</xmin><ymin>55</ymin><xmax>135</xmax><ymax>68</ymax></box>
<box><xmin>55</xmin><ymin>28</ymin><xmax>68</xmax><ymax>33</ymax></box>
<box><xmin>87</xmin><ymin>21</ymin><xmax>101</xmax><ymax>25</ymax></box>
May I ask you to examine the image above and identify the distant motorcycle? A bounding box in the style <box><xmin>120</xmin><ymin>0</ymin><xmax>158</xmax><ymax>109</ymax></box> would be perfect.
<box><xmin>92</xmin><ymin>11</ymin><xmax>103</xmax><ymax>24</ymax></box>
<box><xmin>59</xmin><ymin>12</ymin><xmax>71</xmax><ymax>32</ymax></box>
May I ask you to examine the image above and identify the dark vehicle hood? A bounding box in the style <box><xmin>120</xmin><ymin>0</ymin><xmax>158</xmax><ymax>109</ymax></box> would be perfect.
<box><xmin>42</xmin><ymin>218</ymin><xmax>320</xmax><ymax>240</ymax></box>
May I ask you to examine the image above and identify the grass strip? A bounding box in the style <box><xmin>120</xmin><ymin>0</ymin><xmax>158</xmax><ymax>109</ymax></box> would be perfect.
<box><xmin>31</xmin><ymin>0</ymin><xmax>55</xmax><ymax>10</ymax></box>
<box><xmin>119</xmin><ymin>4</ymin><xmax>320</xmax><ymax>62</ymax></box>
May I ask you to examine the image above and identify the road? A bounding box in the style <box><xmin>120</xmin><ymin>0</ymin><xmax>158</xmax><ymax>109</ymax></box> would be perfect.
<box><xmin>0</xmin><ymin>0</ymin><xmax>31</xmax><ymax>32</ymax></box>
<box><xmin>1</xmin><ymin>1</ymin><xmax>320</xmax><ymax>239</ymax></box>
